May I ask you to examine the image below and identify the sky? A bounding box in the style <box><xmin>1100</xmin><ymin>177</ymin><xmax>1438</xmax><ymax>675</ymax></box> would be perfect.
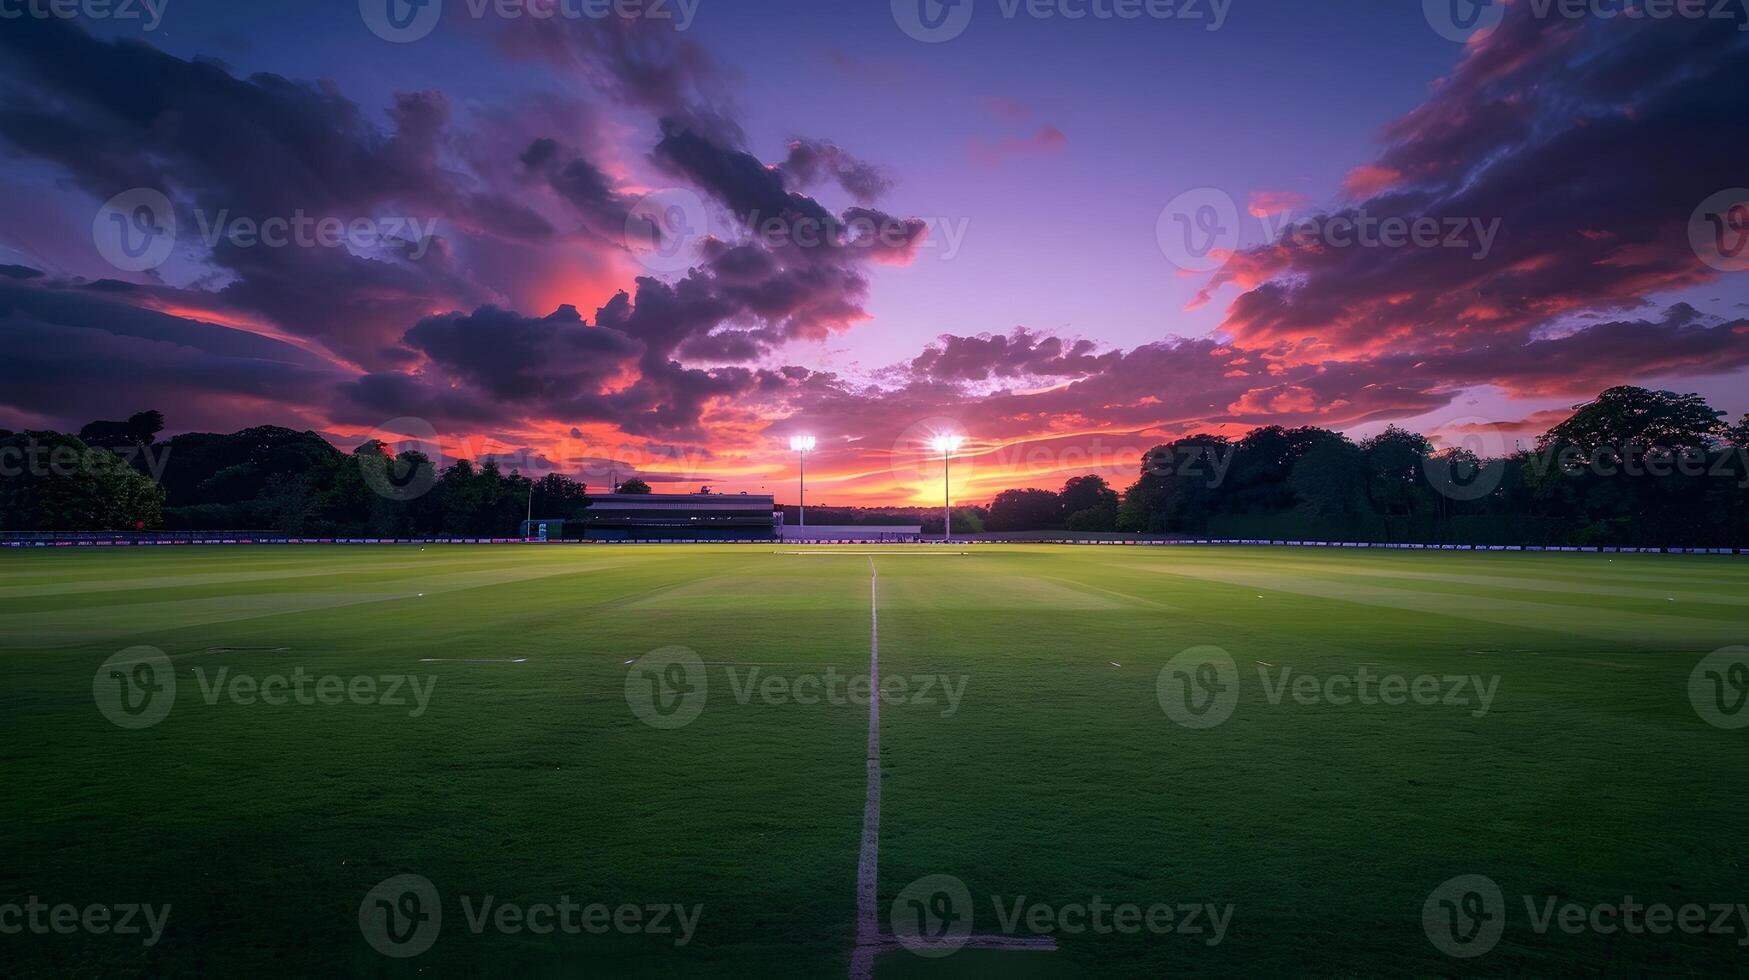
<box><xmin>1</xmin><ymin>0</ymin><xmax>1746</xmax><ymax>505</ymax></box>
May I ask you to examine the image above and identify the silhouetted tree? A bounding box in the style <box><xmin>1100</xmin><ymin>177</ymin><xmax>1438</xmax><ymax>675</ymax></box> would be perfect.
<box><xmin>1059</xmin><ymin>474</ymin><xmax>1118</xmax><ymax>530</ymax></box>
<box><xmin>987</xmin><ymin>487</ymin><xmax>1063</xmax><ymax>531</ymax></box>
<box><xmin>1725</xmin><ymin>414</ymin><xmax>1748</xmax><ymax>449</ymax></box>
<box><xmin>1541</xmin><ymin>386</ymin><xmax>1725</xmax><ymax>458</ymax></box>
<box><xmin>79</xmin><ymin>410</ymin><xmax>164</xmax><ymax>454</ymax></box>
<box><xmin>1288</xmin><ymin>438</ymin><xmax>1370</xmax><ymax>524</ymax></box>
<box><xmin>1360</xmin><ymin>426</ymin><xmax>1434</xmax><ymax>540</ymax></box>
<box><xmin>0</xmin><ymin>431</ymin><xmax>164</xmax><ymax>531</ymax></box>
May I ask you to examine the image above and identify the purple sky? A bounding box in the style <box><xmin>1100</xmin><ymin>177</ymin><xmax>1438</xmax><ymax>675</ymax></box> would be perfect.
<box><xmin>2</xmin><ymin>0</ymin><xmax>1747</xmax><ymax>502</ymax></box>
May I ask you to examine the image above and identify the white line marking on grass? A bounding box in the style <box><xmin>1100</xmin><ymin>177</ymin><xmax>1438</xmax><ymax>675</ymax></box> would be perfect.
<box><xmin>172</xmin><ymin>646</ymin><xmax>295</xmax><ymax>662</ymax></box>
<box><xmin>695</xmin><ymin>661</ymin><xmax>839</xmax><ymax>669</ymax></box>
<box><xmin>848</xmin><ymin>557</ymin><xmax>1056</xmax><ymax>978</ymax></box>
<box><xmin>851</xmin><ymin>557</ymin><xmax>882</xmax><ymax>980</ymax></box>
<box><xmin>1256</xmin><ymin>661</ymin><xmax>1274</xmax><ymax>667</ymax></box>
<box><xmin>418</xmin><ymin>658</ymin><xmax>528</xmax><ymax>664</ymax></box>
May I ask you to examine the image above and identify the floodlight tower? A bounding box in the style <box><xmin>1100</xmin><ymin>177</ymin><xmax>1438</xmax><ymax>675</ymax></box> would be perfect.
<box><xmin>789</xmin><ymin>435</ymin><xmax>816</xmax><ymax>528</ymax></box>
<box><xmin>929</xmin><ymin>434</ymin><xmax>965</xmax><ymax>542</ymax></box>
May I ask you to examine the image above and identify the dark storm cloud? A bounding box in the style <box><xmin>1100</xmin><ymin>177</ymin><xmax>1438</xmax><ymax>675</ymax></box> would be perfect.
<box><xmin>492</xmin><ymin>10</ymin><xmax>747</xmax><ymax>151</ymax></box>
<box><xmin>518</xmin><ymin>137</ymin><xmax>638</xmax><ymax>239</ymax></box>
<box><xmin>696</xmin><ymin>241</ymin><xmax>869</xmax><ymax>342</ymax></box>
<box><xmin>1406</xmin><ymin>306</ymin><xmax>1749</xmax><ymax>398</ymax></box>
<box><xmin>0</xmin><ymin>19</ymin><xmax>542</xmax><ymax>363</ymax></box>
<box><xmin>0</xmin><ymin>275</ymin><xmax>345</xmax><ymax>429</ymax></box>
<box><xmin>653</xmin><ymin>119</ymin><xmax>833</xmax><ymax>229</ymax></box>
<box><xmin>494</xmin><ymin>15</ymin><xmax>924</xmax><ymax>365</ymax></box>
<box><xmin>909</xmin><ymin>328</ymin><xmax>1120</xmax><ymax>383</ymax></box>
<box><xmin>402</xmin><ymin>304</ymin><xmax>642</xmax><ymax>403</ymax></box>
<box><xmin>0</xmin><ymin>16</ymin><xmax>927</xmax><ymax>439</ymax></box>
<box><xmin>653</xmin><ymin>119</ymin><xmax>926</xmax><ymax>266</ymax></box>
<box><xmin>342</xmin><ymin>277</ymin><xmax>804</xmax><ymax>438</ymax></box>
<box><xmin>1200</xmin><ymin>11</ymin><xmax>1749</xmax><ymax>357</ymax></box>
<box><xmin>0</xmin><ymin>22</ymin><xmax>452</xmax><ymax>219</ymax></box>
<box><xmin>777</xmin><ymin>139</ymin><xmax>894</xmax><ymax>204</ymax></box>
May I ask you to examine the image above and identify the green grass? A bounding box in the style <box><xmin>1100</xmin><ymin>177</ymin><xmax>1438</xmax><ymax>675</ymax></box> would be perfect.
<box><xmin>1</xmin><ymin>544</ymin><xmax>1746</xmax><ymax>977</ymax></box>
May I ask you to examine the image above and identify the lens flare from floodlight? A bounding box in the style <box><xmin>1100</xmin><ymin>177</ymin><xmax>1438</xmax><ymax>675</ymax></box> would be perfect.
<box><xmin>789</xmin><ymin>435</ymin><xmax>816</xmax><ymax>453</ymax></box>
<box><xmin>929</xmin><ymin>434</ymin><xmax>965</xmax><ymax>453</ymax></box>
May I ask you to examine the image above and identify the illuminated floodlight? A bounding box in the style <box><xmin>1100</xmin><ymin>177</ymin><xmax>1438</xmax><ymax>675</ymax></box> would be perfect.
<box><xmin>929</xmin><ymin>433</ymin><xmax>968</xmax><ymax>541</ymax></box>
<box><xmin>929</xmin><ymin>434</ymin><xmax>965</xmax><ymax>454</ymax></box>
<box><xmin>789</xmin><ymin>435</ymin><xmax>817</xmax><ymax>453</ymax></box>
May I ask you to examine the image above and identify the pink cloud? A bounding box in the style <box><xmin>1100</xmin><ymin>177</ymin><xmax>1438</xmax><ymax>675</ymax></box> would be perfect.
<box><xmin>969</xmin><ymin>126</ymin><xmax>1068</xmax><ymax>167</ymax></box>
<box><xmin>1247</xmin><ymin>190</ymin><xmax>1309</xmax><ymax>218</ymax></box>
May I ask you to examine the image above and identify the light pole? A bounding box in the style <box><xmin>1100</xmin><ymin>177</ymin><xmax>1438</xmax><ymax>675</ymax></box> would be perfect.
<box><xmin>929</xmin><ymin>434</ymin><xmax>965</xmax><ymax>542</ymax></box>
<box><xmin>789</xmin><ymin>435</ymin><xmax>816</xmax><ymax>529</ymax></box>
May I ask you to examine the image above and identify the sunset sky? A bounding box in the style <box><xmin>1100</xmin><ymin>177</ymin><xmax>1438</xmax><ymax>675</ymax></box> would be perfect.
<box><xmin>2</xmin><ymin>0</ymin><xmax>1746</xmax><ymax>505</ymax></box>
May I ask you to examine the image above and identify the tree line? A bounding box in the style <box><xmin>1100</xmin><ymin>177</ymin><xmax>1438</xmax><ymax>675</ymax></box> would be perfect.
<box><xmin>3</xmin><ymin>386</ymin><xmax>1746</xmax><ymax>545</ymax></box>
<box><xmin>977</xmin><ymin>387</ymin><xmax>1749</xmax><ymax>547</ymax></box>
<box><xmin>0</xmin><ymin>414</ymin><xmax>590</xmax><ymax>536</ymax></box>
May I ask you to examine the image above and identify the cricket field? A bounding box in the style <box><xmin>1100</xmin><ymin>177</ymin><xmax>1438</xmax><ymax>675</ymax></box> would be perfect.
<box><xmin>2</xmin><ymin>544</ymin><xmax>1746</xmax><ymax>977</ymax></box>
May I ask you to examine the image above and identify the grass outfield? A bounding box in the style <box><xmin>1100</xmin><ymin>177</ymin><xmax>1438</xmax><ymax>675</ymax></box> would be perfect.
<box><xmin>1</xmin><ymin>544</ymin><xmax>1746</xmax><ymax>977</ymax></box>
